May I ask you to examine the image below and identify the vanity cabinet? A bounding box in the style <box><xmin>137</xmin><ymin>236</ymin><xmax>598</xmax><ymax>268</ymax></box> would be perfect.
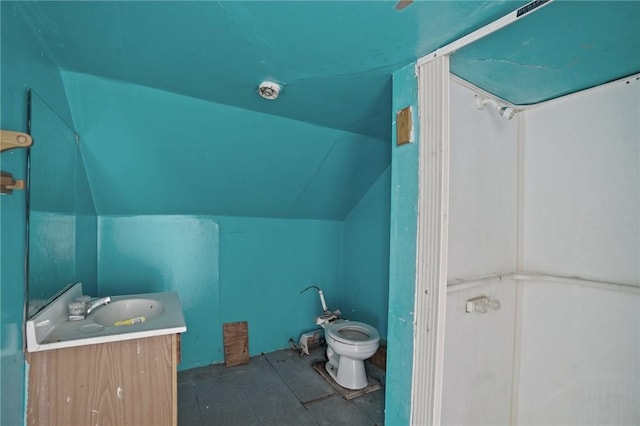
<box><xmin>26</xmin><ymin>334</ymin><xmax>180</xmax><ymax>426</ymax></box>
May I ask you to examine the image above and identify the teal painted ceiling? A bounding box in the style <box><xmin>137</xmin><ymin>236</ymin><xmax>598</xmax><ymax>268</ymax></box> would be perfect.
<box><xmin>16</xmin><ymin>0</ymin><xmax>526</xmax><ymax>139</ymax></box>
<box><xmin>9</xmin><ymin>1</ymin><xmax>640</xmax><ymax>219</ymax></box>
<box><xmin>16</xmin><ymin>1</ymin><xmax>640</xmax><ymax>136</ymax></box>
<box><xmin>453</xmin><ymin>1</ymin><xmax>640</xmax><ymax>104</ymax></box>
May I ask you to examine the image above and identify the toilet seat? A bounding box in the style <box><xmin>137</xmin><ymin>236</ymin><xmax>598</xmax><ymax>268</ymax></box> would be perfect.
<box><xmin>325</xmin><ymin>321</ymin><xmax>380</xmax><ymax>346</ymax></box>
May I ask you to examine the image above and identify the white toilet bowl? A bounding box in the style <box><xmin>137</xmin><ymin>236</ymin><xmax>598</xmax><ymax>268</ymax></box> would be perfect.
<box><xmin>323</xmin><ymin>320</ymin><xmax>380</xmax><ymax>390</ymax></box>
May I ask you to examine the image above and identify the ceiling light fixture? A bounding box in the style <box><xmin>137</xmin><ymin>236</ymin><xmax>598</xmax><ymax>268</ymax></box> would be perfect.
<box><xmin>258</xmin><ymin>81</ymin><xmax>281</xmax><ymax>100</ymax></box>
<box><xmin>474</xmin><ymin>96</ymin><xmax>517</xmax><ymax>120</ymax></box>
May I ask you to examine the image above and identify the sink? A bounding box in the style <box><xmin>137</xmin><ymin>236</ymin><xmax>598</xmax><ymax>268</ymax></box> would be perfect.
<box><xmin>26</xmin><ymin>283</ymin><xmax>186</xmax><ymax>352</ymax></box>
<box><xmin>91</xmin><ymin>298</ymin><xmax>165</xmax><ymax>327</ymax></box>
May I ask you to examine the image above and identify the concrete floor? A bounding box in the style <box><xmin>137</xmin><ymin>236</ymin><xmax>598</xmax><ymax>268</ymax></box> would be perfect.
<box><xmin>177</xmin><ymin>346</ymin><xmax>385</xmax><ymax>425</ymax></box>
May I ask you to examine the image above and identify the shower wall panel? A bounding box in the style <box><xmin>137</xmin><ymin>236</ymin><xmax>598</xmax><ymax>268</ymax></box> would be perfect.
<box><xmin>442</xmin><ymin>281</ymin><xmax>518</xmax><ymax>426</ymax></box>
<box><xmin>442</xmin><ymin>80</ymin><xmax>519</xmax><ymax>425</ymax></box>
<box><xmin>447</xmin><ymin>80</ymin><xmax>518</xmax><ymax>281</ymax></box>
<box><xmin>518</xmin><ymin>76</ymin><xmax>640</xmax><ymax>424</ymax></box>
<box><xmin>516</xmin><ymin>282</ymin><xmax>640</xmax><ymax>425</ymax></box>
<box><xmin>443</xmin><ymin>75</ymin><xmax>640</xmax><ymax>425</ymax></box>
<box><xmin>524</xmin><ymin>78</ymin><xmax>640</xmax><ymax>285</ymax></box>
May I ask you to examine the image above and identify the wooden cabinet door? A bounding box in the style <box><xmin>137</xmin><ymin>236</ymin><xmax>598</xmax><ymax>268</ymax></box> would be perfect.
<box><xmin>27</xmin><ymin>334</ymin><xmax>178</xmax><ymax>426</ymax></box>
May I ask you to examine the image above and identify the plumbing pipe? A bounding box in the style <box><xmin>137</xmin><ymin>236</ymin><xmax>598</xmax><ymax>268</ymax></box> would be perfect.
<box><xmin>317</xmin><ymin>290</ymin><xmax>328</xmax><ymax>312</ymax></box>
<box><xmin>300</xmin><ymin>285</ymin><xmax>329</xmax><ymax>313</ymax></box>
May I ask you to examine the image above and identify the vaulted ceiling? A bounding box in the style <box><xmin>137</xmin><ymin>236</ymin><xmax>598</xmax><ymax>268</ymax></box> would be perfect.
<box><xmin>10</xmin><ymin>1</ymin><xmax>640</xmax><ymax>219</ymax></box>
<box><xmin>17</xmin><ymin>1</ymin><xmax>639</xmax><ymax>138</ymax></box>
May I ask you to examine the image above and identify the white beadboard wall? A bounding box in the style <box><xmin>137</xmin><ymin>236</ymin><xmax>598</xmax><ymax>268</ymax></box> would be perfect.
<box><xmin>443</xmin><ymin>75</ymin><xmax>640</xmax><ymax>425</ymax></box>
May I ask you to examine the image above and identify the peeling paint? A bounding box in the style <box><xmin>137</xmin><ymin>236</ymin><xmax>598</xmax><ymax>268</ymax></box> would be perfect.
<box><xmin>116</xmin><ymin>386</ymin><xmax>123</xmax><ymax>399</ymax></box>
<box><xmin>468</xmin><ymin>58</ymin><xmax>552</xmax><ymax>71</ymax></box>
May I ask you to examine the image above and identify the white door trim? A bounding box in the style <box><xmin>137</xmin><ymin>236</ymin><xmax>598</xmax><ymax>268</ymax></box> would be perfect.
<box><xmin>410</xmin><ymin>55</ymin><xmax>450</xmax><ymax>425</ymax></box>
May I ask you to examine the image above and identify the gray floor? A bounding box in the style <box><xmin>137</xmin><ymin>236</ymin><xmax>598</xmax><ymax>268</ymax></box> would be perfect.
<box><xmin>178</xmin><ymin>345</ymin><xmax>385</xmax><ymax>425</ymax></box>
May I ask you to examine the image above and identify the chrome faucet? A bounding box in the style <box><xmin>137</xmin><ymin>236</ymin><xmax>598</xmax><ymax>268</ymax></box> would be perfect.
<box><xmin>85</xmin><ymin>296</ymin><xmax>111</xmax><ymax>315</ymax></box>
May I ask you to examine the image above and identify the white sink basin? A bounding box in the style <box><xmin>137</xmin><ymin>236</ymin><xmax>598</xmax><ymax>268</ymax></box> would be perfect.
<box><xmin>26</xmin><ymin>283</ymin><xmax>186</xmax><ymax>352</ymax></box>
<box><xmin>92</xmin><ymin>298</ymin><xmax>165</xmax><ymax>327</ymax></box>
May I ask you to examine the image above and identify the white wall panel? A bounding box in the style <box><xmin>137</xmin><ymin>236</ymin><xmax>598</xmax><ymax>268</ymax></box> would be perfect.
<box><xmin>443</xmin><ymin>79</ymin><xmax>519</xmax><ymax>425</ymax></box>
<box><xmin>448</xmin><ymin>80</ymin><xmax>519</xmax><ymax>280</ymax></box>
<box><xmin>516</xmin><ymin>77</ymin><xmax>640</xmax><ymax>425</ymax></box>
<box><xmin>442</xmin><ymin>281</ymin><xmax>517</xmax><ymax>426</ymax></box>
<box><xmin>524</xmin><ymin>79</ymin><xmax>640</xmax><ymax>284</ymax></box>
<box><xmin>444</xmin><ymin>76</ymin><xmax>639</xmax><ymax>426</ymax></box>
<box><xmin>517</xmin><ymin>282</ymin><xmax>640</xmax><ymax>425</ymax></box>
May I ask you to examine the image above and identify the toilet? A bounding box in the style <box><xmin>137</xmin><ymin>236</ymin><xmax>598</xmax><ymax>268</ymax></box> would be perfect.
<box><xmin>322</xmin><ymin>320</ymin><xmax>380</xmax><ymax>390</ymax></box>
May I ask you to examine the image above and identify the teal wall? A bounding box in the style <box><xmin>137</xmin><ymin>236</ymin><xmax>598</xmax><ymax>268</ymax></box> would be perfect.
<box><xmin>27</xmin><ymin>92</ymin><xmax>76</xmax><ymax>303</ymax></box>
<box><xmin>27</xmin><ymin>212</ymin><xmax>76</xmax><ymax>301</ymax></box>
<box><xmin>217</xmin><ymin>216</ymin><xmax>343</xmax><ymax>356</ymax></box>
<box><xmin>96</xmin><ymin>207</ymin><xmax>392</xmax><ymax>372</ymax></box>
<box><xmin>0</xmin><ymin>2</ymin><xmax>74</xmax><ymax>424</ymax></box>
<box><xmin>385</xmin><ymin>63</ymin><xmax>419</xmax><ymax>426</ymax></box>
<box><xmin>340</xmin><ymin>166</ymin><xmax>391</xmax><ymax>339</ymax></box>
<box><xmin>28</xmin><ymin>91</ymin><xmax>97</xmax><ymax>304</ymax></box>
<box><xmin>97</xmin><ymin>215</ymin><xmax>343</xmax><ymax>369</ymax></box>
<box><xmin>27</xmin><ymin>133</ymin><xmax>98</xmax><ymax>307</ymax></box>
<box><xmin>75</xmin><ymin>153</ymin><xmax>98</xmax><ymax>296</ymax></box>
<box><xmin>97</xmin><ymin>216</ymin><xmax>221</xmax><ymax>369</ymax></box>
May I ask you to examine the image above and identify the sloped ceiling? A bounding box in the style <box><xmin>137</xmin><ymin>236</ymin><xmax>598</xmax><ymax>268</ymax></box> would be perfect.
<box><xmin>10</xmin><ymin>1</ymin><xmax>640</xmax><ymax>219</ymax></box>
<box><xmin>16</xmin><ymin>0</ymin><xmax>528</xmax><ymax>139</ymax></box>
<box><xmin>61</xmin><ymin>71</ymin><xmax>391</xmax><ymax>219</ymax></box>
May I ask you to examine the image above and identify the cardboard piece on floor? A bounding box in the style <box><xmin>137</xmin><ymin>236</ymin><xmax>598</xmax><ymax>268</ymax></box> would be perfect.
<box><xmin>312</xmin><ymin>361</ymin><xmax>381</xmax><ymax>400</ymax></box>
<box><xmin>223</xmin><ymin>321</ymin><xmax>249</xmax><ymax>367</ymax></box>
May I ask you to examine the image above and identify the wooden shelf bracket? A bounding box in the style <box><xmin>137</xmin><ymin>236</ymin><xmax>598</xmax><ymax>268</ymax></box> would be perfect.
<box><xmin>1</xmin><ymin>130</ymin><xmax>32</xmax><ymax>195</ymax></box>
<box><xmin>1</xmin><ymin>129</ymin><xmax>33</xmax><ymax>152</ymax></box>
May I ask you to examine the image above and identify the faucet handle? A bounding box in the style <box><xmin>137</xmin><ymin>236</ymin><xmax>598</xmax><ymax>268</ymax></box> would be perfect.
<box><xmin>68</xmin><ymin>301</ymin><xmax>86</xmax><ymax>316</ymax></box>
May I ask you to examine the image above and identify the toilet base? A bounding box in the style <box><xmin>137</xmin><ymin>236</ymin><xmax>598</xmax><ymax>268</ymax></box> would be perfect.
<box><xmin>312</xmin><ymin>360</ymin><xmax>381</xmax><ymax>400</ymax></box>
<box><xmin>325</xmin><ymin>350</ymin><xmax>368</xmax><ymax>390</ymax></box>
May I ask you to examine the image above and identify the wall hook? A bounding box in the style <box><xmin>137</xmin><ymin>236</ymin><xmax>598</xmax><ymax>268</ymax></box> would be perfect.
<box><xmin>1</xmin><ymin>171</ymin><xmax>25</xmax><ymax>195</ymax></box>
<box><xmin>465</xmin><ymin>295</ymin><xmax>501</xmax><ymax>313</ymax></box>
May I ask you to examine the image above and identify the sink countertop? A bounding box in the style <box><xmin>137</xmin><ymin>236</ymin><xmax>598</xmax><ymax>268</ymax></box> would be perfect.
<box><xmin>26</xmin><ymin>284</ymin><xmax>187</xmax><ymax>352</ymax></box>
